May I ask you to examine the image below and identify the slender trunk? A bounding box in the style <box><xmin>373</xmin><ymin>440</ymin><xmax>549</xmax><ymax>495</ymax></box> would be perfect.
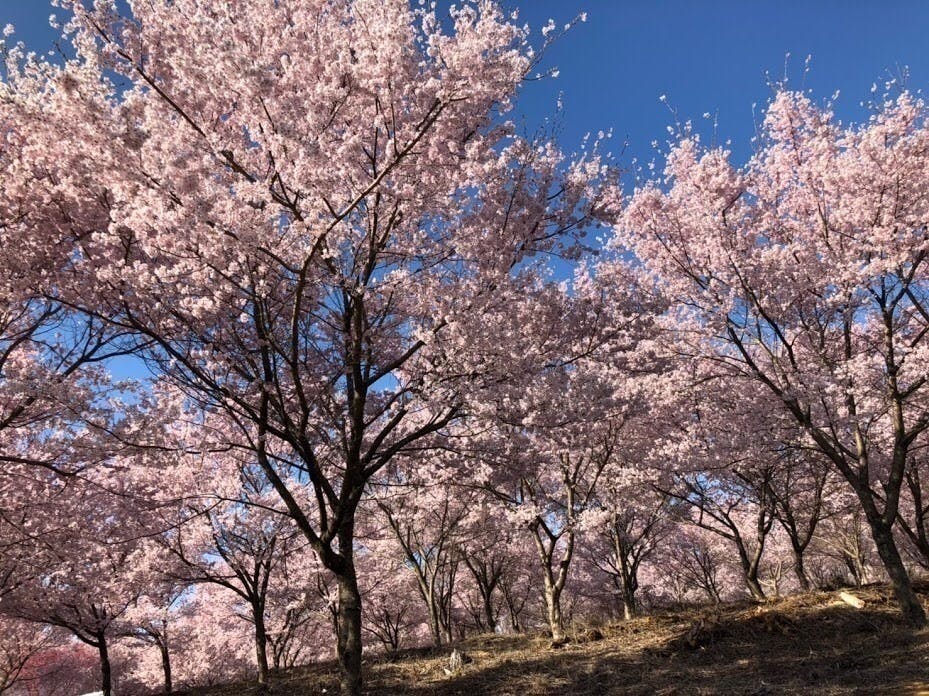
<box><xmin>465</xmin><ymin>557</ymin><xmax>501</xmax><ymax>634</ymax></box>
<box><xmin>793</xmin><ymin>552</ymin><xmax>811</xmax><ymax>592</ymax></box>
<box><xmin>617</xmin><ymin>547</ymin><xmax>638</xmax><ymax>620</ymax></box>
<box><xmin>253</xmin><ymin>604</ymin><xmax>270</xmax><ymax>687</ymax></box>
<box><xmin>439</xmin><ymin>570</ymin><xmax>456</xmax><ymax>644</ymax></box>
<box><xmin>869</xmin><ymin>518</ymin><xmax>926</xmax><ymax>626</ymax></box>
<box><xmin>542</xmin><ymin>579</ymin><xmax>564</xmax><ymax>642</ymax></box>
<box><xmin>482</xmin><ymin>591</ymin><xmax>497</xmax><ymax>632</ymax></box>
<box><xmin>847</xmin><ymin>440</ymin><xmax>924</xmax><ymax>621</ymax></box>
<box><xmin>336</xmin><ymin>564</ymin><xmax>363</xmax><ymax>696</ymax></box>
<box><xmin>744</xmin><ymin>572</ymin><xmax>767</xmax><ymax>602</ymax></box>
<box><xmin>503</xmin><ymin>582</ymin><xmax>523</xmax><ymax>633</ymax></box>
<box><xmin>531</xmin><ymin>521</ymin><xmax>573</xmax><ymax>643</ymax></box>
<box><xmin>898</xmin><ymin>467</ymin><xmax>929</xmax><ymax>569</ymax></box>
<box><xmin>440</xmin><ymin>612</ymin><xmax>454</xmax><ymax>645</ymax></box>
<box><xmin>98</xmin><ymin>637</ymin><xmax>112</xmax><ymax>696</ymax></box>
<box><xmin>429</xmin><ymin>608</ymin><xmax>443</xmax><ymax>647</ymax></box>
<box><xmin>736</xmin><ymin>543</ymin><xmax>767</xmax><ymax>602</ymax></box>
<box><xmin>621</xmin><ymin>582</ymin><xmax>637</xmax><ymax>620</ymax></box>
<box><xmin>160</xmin><ymin>641</ymin><xmax>172</xmax><ymax>694</ymax></box>
<box><xmin>865</xmin><ymin>315</ymin><xmax>923</xmax><ymax>625</ymax></box>
<box><xmin>424</xmin><ymin>585</ymin><xmax>443</xmax><ymax>647</ymax></box>
<box><xmin>844</xmin><ymin>551</ymin><xmax>864</xmax><ymax>586</ymax></box>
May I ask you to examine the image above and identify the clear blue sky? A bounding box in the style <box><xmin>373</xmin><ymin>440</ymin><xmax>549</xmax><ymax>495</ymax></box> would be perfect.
<box><xmin>4</xmin><ymin>1</ymin><xmax>929</xmax><ymax>166</ymax></box>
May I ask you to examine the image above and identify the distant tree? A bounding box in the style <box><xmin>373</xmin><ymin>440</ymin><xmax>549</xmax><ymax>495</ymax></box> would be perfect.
<box><xmin>1</xmin><ymin>488</ymin><xmax>157</xmax><ymax>696</ymax></box>
<box><xmin>583</xmin><ymin>482</ymin><xmax>672</xmax><ymax>620</ymax></box>
<box><xmin>0</xmin><ymin>616</ymin><xmax>53</xmax><ymax>694</ymax></box>
<box><xmin>374</xmin><ymin>472</ymin><xmax>470</xmax><ymax>647</ymax></box>
<box><xmin>156</xmin><ymin>447</ymin><xmax>305</xmax><ymax>687</ymax></box>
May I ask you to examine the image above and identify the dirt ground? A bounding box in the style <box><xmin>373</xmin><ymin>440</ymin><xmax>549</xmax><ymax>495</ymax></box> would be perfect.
<box><xmin>179</xmin><ymin>583</ymin><xmax>929</xmax><ymax>695</ymax></box>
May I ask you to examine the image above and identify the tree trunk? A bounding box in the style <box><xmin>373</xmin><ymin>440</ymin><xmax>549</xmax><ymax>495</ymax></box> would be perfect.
<box><xmin>336</xmin><ymin>564</ymin><xmax>363</xmax><ymax>696</ymax></box>
<box><xmin>617</xmin><ymin>551</ymin><xmax>638</xmax><ymax>620</ymax></box>
<box><xmin>504</xmin><ymin>586</ymin><xmax>522</xmax><ymax>633</ymax></box>
<box><xmin>482</xmin><ymin>591</ymin><xmax>497</xmax><ymax>632</ymax></box>
<box><xmin>620</xmin><ymin>580</ymin><xmax>637</xmax><ymax>620</ymax></box>
<box><xmin>464</xmin><ymin>557</ymin><xmax>501</xmax><ymax>634</ymax></box>
<box><xmin>744</xmin><ymin>573</ymin><xmax>767</xmax><ymax>602</ymax></box>
<box><xmin>792</xmin><ymin>549</ymin><xmax>811</xmax><ymax>592</ymax></box>
<box><xmin>900</xmin><ymin>467</ymin><xmax>929</xmax><ymax>568</ymax></box>
<box><xmin>98</xmin><ymin>637</ymin><xmax>112</xmax><ymax>696</ymax></box>
<box><xmin>736</xmin><ymin>544</ymin><xmax>767</xmax><ymax>602</ymax></box>
<box><xmin>160</xmin><ymin>641</ymin><xmax>173</xmax><ymax>694</ymax></box>
<box><xmin>869</xmin><ymin>519</ymin><xmax>926</xmax><ymax>626</ymax></box>
<box><xmin>426</xmin><ymin>592</ymin><xmax>443</xmax><ymax>647</ymax></box>
<box><xmin>441</xmin><ymin>618</ymin><xmax>454</xmax><ymax>646</ymax></box>
<box><xmin>252</xmin><ymin>604</ymin><xmax>270</xmax><ymax>687</ymax></box>
<box><xmin>542</xmin><ymin>580</ymin><xmax>564</xmax><ymax>642</ymax></box>
<box><xmin>531</xmin><ymin>519</ymin><xmax>573</xmax><ymax>644</ymax></box>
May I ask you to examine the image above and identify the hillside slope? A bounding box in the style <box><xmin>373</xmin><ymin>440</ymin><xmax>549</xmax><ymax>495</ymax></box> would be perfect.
<box><xmin>180</xmin><ymin>583</ymin><xmax>929</xmax><ymax>695</ymax></box>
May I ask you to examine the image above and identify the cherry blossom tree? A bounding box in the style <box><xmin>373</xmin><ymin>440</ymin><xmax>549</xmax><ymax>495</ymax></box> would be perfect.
<box><xmin>13</xmin><ymin>642</ymin><xmax>99</xmax><ymax>696</ymax></box>
<box><xmin>156</xmin><ymin>453</ymin><xmax>305</xmax><ymax>687</ymax></box>
<box><xmin>462</xmin><ymin>258</ymin><xmax>662</xmax><ymax>642</ymax></box>
<box><xmin>652</xmin><ymin>390</ymin><xmax>779</xmax><ymax>602</ymax></box>
<box><xmin>156</xmin><ymin>583</ymin><xmax>255</xmax><ymax>690</ymax></box>
<box><xmin>0</xmin><ymin>2</ymin><xmax>616</xmax><ymax>690</ymax></box>
<box><xmin>264</xmin><ymin>549</ymin><xmax>331</xmax><ymax>672</ymax></box>
<box><xmin>661</xmin><ymin>525</ymin><xmax>741</xmax><ymax>606</ymax></box>
<box><xmin>1</xmin><ymin>512</ymin><xmax>155</xmax><ymax>696</ymax></box>
<box><xmin>374</xmin><ymin>477</ymin><xmax>469</xmax><ymax>647</ymax></box>
<box><xmin>0</xmin><ymin>616</ymin><xmax>54</xmax><ymax>694</ymax></box>
<box><xmin>765</xmin><ymin>441</ymin><xmax>842</xmax><ymax>591</ymax></box>
<box><xmin>358</xmin><ymin>540</ymin><xmax>424</xmax><ymax>655</ymax></box>
<box><xmin>813</xmin><ymin>502</ymin><xmax>877</xmax><ymax>588</ymax></box>
<box><xmin>119</xmin><ymin>584</ymin><xmax>188</xmax><ymax>695</ymax></box>
<box><xmin>898</xmin><ymin>452</ymin><xmax>929</xmax><ymax>568</ymax></box>
<box><xmin>457</xmin><ymin>500</ymin><xmax>521</xmax><ymax>634</ymax></box>
<box><xmin>0</xmin><ymin>22</ymin><xmax>137</xmax><ymax>535</ymax></box>
<box><xmin>497</xmin><ymin>553</ymin><xmax>536</xmax><ymax>633</ymax></box>
<box><xmin>481</xmin><ymin>375</ymin><xmax>628</xmax><ymax>643</ymax></box>
<box><xmin>0</xmin><ymin>136</ymin><xmax>127</xmax><ymax>487</ymax></box>
<box><xmin>670</xmin><ymin>475</ymin><xmax>775</xmax><ymax>602</ymax></box>
<box><xmin>618</xmin><ymin>88</ymin><xmax>929</xmax><ymax>625</ymax></box>
<box><xmin>582</xmin><ymin>482</ymin><xmax>672</xmax><ymax>620</ymax></box>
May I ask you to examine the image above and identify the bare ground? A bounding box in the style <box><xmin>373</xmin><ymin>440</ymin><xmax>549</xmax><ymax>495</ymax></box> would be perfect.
<box><xmin>179</xmin><ymin>583</ymin><xmax>929</xmax><ymax>696</ymax></box>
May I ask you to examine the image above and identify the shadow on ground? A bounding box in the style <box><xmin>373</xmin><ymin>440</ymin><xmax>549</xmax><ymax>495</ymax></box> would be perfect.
<box><xmin>179</xmin><ymin>584</ymin><xmax>929</xmax><ymax>696</ymax></box>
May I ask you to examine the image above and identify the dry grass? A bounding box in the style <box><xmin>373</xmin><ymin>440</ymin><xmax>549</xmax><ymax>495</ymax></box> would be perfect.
<box><xmin>178</xmin><ymin>583</ymin><xmax>929</xmax><ymax>695</ymax></box>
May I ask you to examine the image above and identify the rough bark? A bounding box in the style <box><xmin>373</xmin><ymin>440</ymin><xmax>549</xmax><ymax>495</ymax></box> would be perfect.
<box><xmin>620</xmin><ymin>579</ymin><xmax>637</xmax><ymax>621</ymax></box>
<box><xmin>542</xmin><ymin>578</ymin><xmax>565</xmax><ymax>643</ymax></box>
<box><xmin>160</xmin><ymin>640</ymin><xmax>173</xmax><ymax>694</ymax></box>
<box><xmin>252</xmin><ymin>603</ymin><xmax>270</xmax><ymax>687</ymax></box>
<box><xmin>869</xmin><ymin>518</ymin><xmax>926</xmax><ymax>627</ymax></box>
<box><xmin>336</xmin><ymin>566</ymin><xmax>363</xmax><ymax>696</ymax></box>
<box><xmin>98</xmin><ymin>637</ymin><xmax>112</xmax><ymax>696</ymax></box>
<box><xmin>792</xmin><ymin>551</ymin><xmax>811</xmax><ymax>592</ymax></box>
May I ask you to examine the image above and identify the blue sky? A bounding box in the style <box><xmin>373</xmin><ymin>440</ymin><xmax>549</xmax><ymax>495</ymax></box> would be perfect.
<box><xmin>4</xmin><ymin>1</ymin><xmax>929</xmax><ymax>167</ymax></box>
<box><xmin>513</xmin><ymin>1</ymin><xmax>929</xmax><ymax>166</ymax></box>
